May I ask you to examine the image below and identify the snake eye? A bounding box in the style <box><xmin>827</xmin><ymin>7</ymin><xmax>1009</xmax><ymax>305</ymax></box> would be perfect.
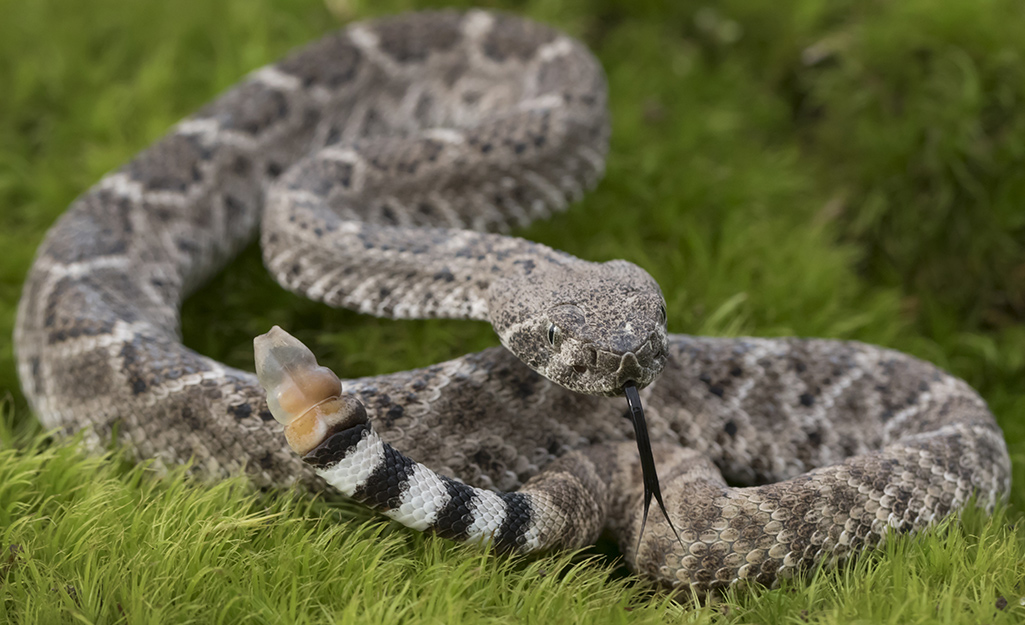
<box><xmin>658</xmin><ymin>304</ymin><xmax>667</xmax><ymax>326</ymax></box>
<box><xmin>547</xmin><ymin>324</ymin><xmax>559</xmax><ymax>347</ymax></box>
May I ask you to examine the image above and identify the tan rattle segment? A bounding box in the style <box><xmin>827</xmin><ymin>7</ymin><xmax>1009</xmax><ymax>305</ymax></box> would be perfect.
<box><xmin>254</xmin><ymin>326</ymin><xmax>363</xmax><ymax>456</ymax></box>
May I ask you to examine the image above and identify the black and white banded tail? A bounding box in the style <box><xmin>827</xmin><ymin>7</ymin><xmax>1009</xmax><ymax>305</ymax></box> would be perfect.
<box><xmin>254</xmin><ymin>325</ymin><xmax>606</xmax><ymax>552</ymax></box>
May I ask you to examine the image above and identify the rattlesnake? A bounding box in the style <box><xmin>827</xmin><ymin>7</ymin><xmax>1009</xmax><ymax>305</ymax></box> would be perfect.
<box><xmin>13</xmin><ymin>10</ymin><xmax>1011</xmax><ymax>594</ymax></box>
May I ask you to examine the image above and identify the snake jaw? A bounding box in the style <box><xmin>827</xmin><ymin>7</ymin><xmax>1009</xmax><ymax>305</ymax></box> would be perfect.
<box><xmin>254</xmin><ymin>326</ymin><xmax>365</xmax><ymax>456</ymax></box>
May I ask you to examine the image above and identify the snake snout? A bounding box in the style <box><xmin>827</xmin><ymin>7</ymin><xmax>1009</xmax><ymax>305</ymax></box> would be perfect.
<box><xmin>615</xmin><ymin>352</ymin><xmax>646</xmax><ymax>389</ymax></box>
<box><xmin>569</xmin><ymin>346</ymin><xmax>599</xmax><ymax>375</ymax></box>
<box><xmin>612</xmin><ymin>333</ymin><xmax>667</xmax><ymax>389</ymax></box>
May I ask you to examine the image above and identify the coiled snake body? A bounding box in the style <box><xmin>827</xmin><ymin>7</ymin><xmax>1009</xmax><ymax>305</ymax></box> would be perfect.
<box><xmin>14</xmin><ymin>10</ymin><xmax>1011</xmax><ymax>594</ymax></box>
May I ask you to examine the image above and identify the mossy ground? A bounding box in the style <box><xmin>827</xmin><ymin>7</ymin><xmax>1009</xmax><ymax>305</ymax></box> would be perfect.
<box><xmin>1</xmin><ymin>0</ymin><xmax>1024</xmax><ymax>622</ymax></box>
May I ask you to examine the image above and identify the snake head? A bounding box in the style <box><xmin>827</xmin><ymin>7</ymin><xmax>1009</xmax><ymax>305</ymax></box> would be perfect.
<box><xmin>254</xmin><ymin>326</ymin><xmax>366</xmax><ymax>456</ymax></box>
<box><xmin>488</xmin><ymin>259</ymin><xmax>668</xmax><ymax>396</ymax></box>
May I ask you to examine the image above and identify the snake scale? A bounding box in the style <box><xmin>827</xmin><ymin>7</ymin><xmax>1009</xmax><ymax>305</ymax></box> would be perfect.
<box><xmin>13</xmin><ymin>10</ymin><xmax>1012</xmax><ymax>595</ymax></box>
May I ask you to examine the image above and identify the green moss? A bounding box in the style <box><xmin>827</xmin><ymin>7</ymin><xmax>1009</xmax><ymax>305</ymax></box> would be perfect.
<box><xmin>1</xmin><ymin>0</ymin><xmax>1024</xmax><ymax>622</ymax></box>
<box><xmin>803</xmin><ymin>0</ymin><xmax>1025</xmax><ymax>332</ymax></box>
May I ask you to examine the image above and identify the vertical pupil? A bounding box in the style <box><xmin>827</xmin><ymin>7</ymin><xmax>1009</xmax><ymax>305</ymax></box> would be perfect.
<box><xmin>548</xmin><ymin>325</ymin><xmax>556</xmax><ymax>345</ymax></box>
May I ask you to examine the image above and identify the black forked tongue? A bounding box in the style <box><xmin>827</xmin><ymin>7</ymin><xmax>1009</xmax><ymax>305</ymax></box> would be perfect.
<box><xmin>623</xmin><ymin>381</ymin><xmax>683</xmax><ymax>552</ymax></box>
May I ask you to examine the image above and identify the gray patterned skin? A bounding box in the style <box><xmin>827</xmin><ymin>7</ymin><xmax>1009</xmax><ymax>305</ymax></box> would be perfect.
<box><xmin>13</xmin><ymin>10</ymin><xmax>1011</xmax><ymax>596</ymax></box>
<box><xmin>251</xmin><ymin>328</ymin><xmax>1010</xmax><ymax>594</ymax></box>
<box><xmin>257</xmin><ymin>11</ymin><xmax>667</xmax><ymax>396</ymax></box>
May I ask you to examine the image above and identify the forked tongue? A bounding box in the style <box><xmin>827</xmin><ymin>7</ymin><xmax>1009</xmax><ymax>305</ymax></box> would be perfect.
<box><xmin>622</xmin><ymin>381</ymin><xmax>683</xmax><ymax>552</ymax></box>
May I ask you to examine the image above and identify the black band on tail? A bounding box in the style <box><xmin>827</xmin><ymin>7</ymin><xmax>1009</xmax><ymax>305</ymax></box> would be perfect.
<box><xmin>303</xmin><ymin>422</ymin><xmax>371</xmax><ymax>469</ymax></box>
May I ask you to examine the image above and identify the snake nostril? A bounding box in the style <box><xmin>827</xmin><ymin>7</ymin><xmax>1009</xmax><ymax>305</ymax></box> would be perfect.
<box><xmin>573</xmin><ymin>364</ymin><xmax>588</xmax><ymax>374</ymax></box>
